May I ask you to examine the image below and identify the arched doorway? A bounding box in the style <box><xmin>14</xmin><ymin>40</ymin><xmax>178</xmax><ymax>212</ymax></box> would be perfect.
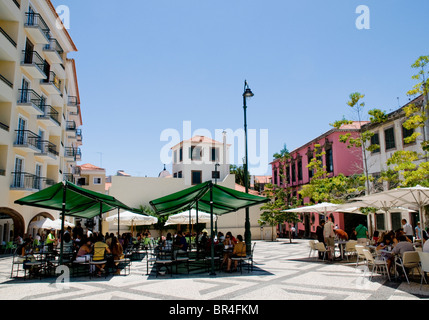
<box><xmin>0</xmin><ymin>207</ymin><xmax>25</xmax><ymax>242</ymax></box>
<box><xmin>28</xmin><ymin>212</ymin><xmax>56</xmax><ymax>238</ymax></box>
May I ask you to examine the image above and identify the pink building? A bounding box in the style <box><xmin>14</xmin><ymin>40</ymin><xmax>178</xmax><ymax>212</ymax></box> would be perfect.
<box><xmin>271</xmin><ymin>122</ymin><xmax>367</xmax><ymax>238</ymax></box>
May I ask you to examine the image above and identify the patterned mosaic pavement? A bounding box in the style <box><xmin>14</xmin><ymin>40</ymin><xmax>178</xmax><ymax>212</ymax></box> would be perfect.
<box><xmin>0</xmin><ymin>239</ymin><xmax>427</xmax><ymax>301</ymax></box>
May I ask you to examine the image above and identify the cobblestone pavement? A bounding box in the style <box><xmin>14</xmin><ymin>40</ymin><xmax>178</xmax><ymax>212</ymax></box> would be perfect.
<box><xmin>0</xmin><ymin>239</ymin><xmax>427</xmax><ymax>300</ymax></box>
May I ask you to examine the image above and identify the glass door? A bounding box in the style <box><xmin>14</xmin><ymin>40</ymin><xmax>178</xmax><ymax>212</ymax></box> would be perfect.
<box><xmin>14</xmin><ymin>158</ymin><xmax>24</xmax><ymax>188</ymax></box>
<box><xmin>34</xmin><ymin>164</ymin><xmax>42</xmax><ymax>190</ymax></box>
<box><xmin>16</xmin><ymin>117</ymin><xmax>26</xmax><ymax>145</ymax></box>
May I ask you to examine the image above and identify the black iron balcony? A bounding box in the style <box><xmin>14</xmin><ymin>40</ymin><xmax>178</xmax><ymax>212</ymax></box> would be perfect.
<box><xmin>65</xmin><ymin>147</ymin><xmax>82</xmax><ymax>161</ymax></box>
<box><xmin>14</xmin><ymin>130</ymin><xmax>40</xmax><ymax>149</ymax></box>
<box><xmin>67</xmin><ymin>96</ymin><xmax>79</xmax><ymax>106</ymax></box>
<box><xmin>0</xmin><ymin>26</ymin><xmax>17</xmax><ymax>47</ymax></box>
<box><xmin>66</xmin><ymin>121</ymin><xmax>76</xmax><ymax>131</ymax></box>
<box><xmin>0</xmin><ymin>121</ymin><xmax>9</xmax><ymax>132</ymax></box>
<box><xmin>38</xmin><ymin>105</ymin><xmax>60</xmax><ymax>126</ymax></box>
<box><xmin>25</xmin><ymin>12</ymin><xmax>50</xmax><ymax>39</ymax></box>
<box><xmin>41</xmin><ymin>71</ymin><xmax>61</xmax><ymax>93</ymax></box>
<box><xmin>0</xmin><ymin>73</ymin><xmax>13</xmax><ymax>88</ymax></box>
<box><xmin>21</xmin><ymin>50</ymin><xmax>47</xmax><ymax>74</ymax></box>
<box><xmin>76</xmin><ymin>129</ymin><xmax>83</xmax><ymax>142</ymax></box>
<box><xmin>37</xmin><ymin>140</ymin><xmax>59</xmax><ymax>156</ymax></box>
<box><xmin>44</xmin><ymin>38</ymin><xmax>63</xmax><ymax>55</ymax></box>
<box><xmin>11</xmin><ymin>172</ymin><xmax>55</xmax><ymax>190</ymax></box>
<box><xmin>17</xmin><ymin>89</ymin><xmax>44</xmax><ymax>113</ymax></box>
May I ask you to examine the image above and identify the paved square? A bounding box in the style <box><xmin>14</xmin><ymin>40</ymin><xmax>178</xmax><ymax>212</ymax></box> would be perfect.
<box><xmin>0</xmin><ymin>239</ymin><xmax>427</xmax><ymax>300</ymax></box>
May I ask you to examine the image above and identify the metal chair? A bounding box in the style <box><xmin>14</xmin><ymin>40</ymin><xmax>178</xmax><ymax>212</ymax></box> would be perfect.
<box><xmin>395</xmin><ymin>251</ymin><xmax>422</xmax><ymax>284</ymax></box>
<box><xmin>355</xmin><ymin>245</ymin><xmax>366</xmax><ymax>267</ymax></box>
<box><xmin>363</xmin><ymin>249</ymin><xmax>391</xmax><ymax>281</ymax></box>
<box><xmin>417</xmin><ymin>251</ymin><xmax>429</xmax><ymax>290</ymax></box>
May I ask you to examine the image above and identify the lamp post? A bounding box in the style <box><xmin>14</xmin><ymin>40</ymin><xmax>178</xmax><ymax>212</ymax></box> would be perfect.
<box><xmin>214</xmin><ymin>163</ymin><xmax>220</xmax><ymax>185</ymax></box>
<box><xmin>243</xmin><ymin>80</ymin><xmax>254</xmax><ymax>255</ymax></box>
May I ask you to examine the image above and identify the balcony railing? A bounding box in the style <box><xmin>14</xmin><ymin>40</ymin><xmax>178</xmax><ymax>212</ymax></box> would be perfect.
<box><xmin>44</xmin><ymin>38</ymin><xmax>63</xmax><ymax>56</ymax></box>
<box><xmin>17</xmin><ymin>89</ymin><xmax>44</xmax><ymax>112</ymax></box>
<box><xmin>76</xmin><ymin>129</ymin><xmax>83</xmax><ymax>141</ymax></box>
<box><xmin>14</xmin><ymin>130</ymin><xmax>40</xmax><ymax>148</ymax></box>
<box><xmin>11</xmin><ymin>172</ymin><xmax>54</xmax><ymax>190</ymax></box>
<box><xmin>67</xmin><ymin>96</ymin><xmax>79</xmax><ymax>106</ymax></box>
<box><xmin>0</xmin><ymin>73</ymin><xmax>13</xmax><ymax>88</ymax></box>
<box><xmin>66</xmin><ymin>121</ymin><xmax>76</xmax><ymax>131</ymax></box>
<box><xmin>21</xmin><ymin>50</ymin><xmax>47</xmax><ymax>75</ymax></box>
<box><xmin>42</xmin><ymin>71</ymin><xmax>61</xmax><ymax>91</ymax></box>
<box><xmin>0</xmin><ymin>121</ymin><xmax>9</xmax><ymax>132</ymax></box>
<box><xmin>38</xmin><ymin>105</ymin><xmax>60</xmax><ymax>125</ymax></box>
<box><xmin>0</xmin><ymin>26</ymin><xmax>17</xmax><ymax>47</ymax></box>
<box><xmin>37</xmin><ymin>140</ymin><xmax>59</xmax><ymax>156</ymax></box>
<box><xmin>65</xmin><ymin>147</ymin><xmax>82</xmax><ymax>160</ymax></box>
<box><xmin>25</xmin><ymin>12</ymin><xmax>50</xmax><ymax>37</ymax></box>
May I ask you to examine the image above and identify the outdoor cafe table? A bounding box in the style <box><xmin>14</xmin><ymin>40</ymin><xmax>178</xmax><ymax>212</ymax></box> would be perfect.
<box><xmin>334</xmin><ymin>240</ymin><xmax>348</xmax><ymax>260</ymax></box>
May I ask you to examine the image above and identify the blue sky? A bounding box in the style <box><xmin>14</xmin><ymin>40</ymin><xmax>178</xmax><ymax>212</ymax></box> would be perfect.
<box><xmin>51</xmin><ymin>0</ymin><xmax>429</xmax><ymax>177</ymax></box>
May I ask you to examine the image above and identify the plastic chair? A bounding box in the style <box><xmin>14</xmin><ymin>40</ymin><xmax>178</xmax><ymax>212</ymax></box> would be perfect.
<box><xmin>344</xmin><ymin>241</ymin><xmax>357</xmax><ymax>261</ymax></box>
<box><xmin>417</xmin><ymin>251</ymin><xmax>429</xmax><ymax>290</ymax></box>
<box><xmin>395</xmin><ymin>251</ymin><xmax>421</xmax><ymax>284</ymax></box>
<box><xmin>355</xmin><ymin>245</ymin><xmax>366</xmax><ymax>267</ymax></box>
<box><xmin>315</xmin><ymin>242</ymin><xmax>328</xmax><ymax>261</ymax></box>
<box><xmin>308</xmin><ymin>240</ymin><xmax>317</xmax><ymax>258</ymax></box>
<box><xmin>363</xmin><ymin>249</ymin><xmax>391</xmax><ymax>281</ymax></box>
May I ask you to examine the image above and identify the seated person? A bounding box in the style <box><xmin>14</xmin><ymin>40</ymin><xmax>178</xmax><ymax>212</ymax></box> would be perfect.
<box><xmin>390</xmin><ymin>234</ymin><xmax>415</xmax><ymax>276</ymax></box>
<box><xmin>227</xmin><ymin>235</ymin><xmax>246</xmax><ymax>272</ymax></box>
<box><xmin>92</xmin><ymin>234</ymin><xmax>111</xmax><ymax>276</ymax></box>
<box><xmin>173</xmin><ymin>230</ymin><xmax>188</xmax><ymax>258</ymax></box>
<box><xmin>110</xmin><ymin>236</ymin><xmax>124</xmax><ymax>275</ymax></box>
<box><xmin>221</xmin><ymin>233</ymin><xmax>235</xmax><ymax>269</ymax></box>
<box><xmin>76</xmin><ymin>237</ymin><xmax>92</xmax><ymax>262</ymax></box>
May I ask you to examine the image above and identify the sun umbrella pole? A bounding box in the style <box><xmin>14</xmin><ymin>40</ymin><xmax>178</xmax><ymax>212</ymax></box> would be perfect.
<box><xmin>60</xmin><ymin>183</ymin><xmax>66</xmax><ymax>265</ymax></box>
<box><xmin>117</xmin><ymin>208</ymin><xmax>120</xmax><ymax>238</ymax></box>
<box><xmin>209</xmin><ymin>183</ymin><xmax>215</xmax><ymax>275</ymax></box>
<box><xmin>189</xmin><ymin>209</ymin><xmax>192</xmax><ymax>249</ymax></box>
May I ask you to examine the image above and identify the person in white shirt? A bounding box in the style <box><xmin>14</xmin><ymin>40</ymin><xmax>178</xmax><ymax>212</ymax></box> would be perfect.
<box><xmin>402</xmin><ymin>219</ymin><xmax>414</xmax><ymax>242</ymax></box>
<box><xmin>323</xmin><ymin>216</ymin><xmax>335</xmax><ymax>260</ymax></box>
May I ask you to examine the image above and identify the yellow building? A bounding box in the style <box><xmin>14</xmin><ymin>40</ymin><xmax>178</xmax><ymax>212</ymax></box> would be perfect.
<box><xmin>0</xmin><ymin>0</ymin><xmax>82</xmax><ymax>242</ymax></box>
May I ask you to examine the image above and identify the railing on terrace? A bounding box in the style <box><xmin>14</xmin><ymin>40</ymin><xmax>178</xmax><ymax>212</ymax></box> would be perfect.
<box><xmin>0</xmin><ymin>26</ymin><xmax>17</xmax><ymax>47</ymax></box>
<box><xmin>0</xmin><ymin>73</ymin><xmax>13</xmax><ymax>88</ymax></box>
<box><xmin>17</xmin><ymin>89</ymin><xmax>44</xmax><ymax>112</ymax></box>
<box><xmin>25</xmin><ymin>12</ymin><xmax>50</xmax><ymax>37</ymax></box>
<box><xmin>38</xmin><ymin>105</ymin><xmax>60</xmax><ymax>125</ymax></box>
<box><xmin>37</xmin><ymin>140</ymin><xmax>59</xmax><ymax>156</ymax></box>
<box><xmin>12</xmin><ymin>0</ymin><xmax>20</xmax><ymax>9</ymax></box>
<box><xmin>76</xmin><ymin>129</ymin><xmax>83</xmax><ymax>141</ymax></box>
<box><xmin>67</xmin><ymin>96</ymin><xmax>79</xmax><ymax>106</ymax></box>
<box><xmin>44</xmin><ymin>38</ymin><xmax>63</xmax><ymax>56</ymax></box>
<box><xmin>66</xmin><ymin>121</ymin><xmax>76</xmax><ymax>131</ymax></box>
<box><xmin>42</xmin><ymin>71</ymin><xmax>61</xmax><ymax>90</ymax></box>
<box><xmin>0</xmin><ymin>121</ymin><xmax>9</xmax><ymax>132</ymax></box>
<box><xmin>21</xmin><ymin>50</ymin><xmax>47</xmax><ymax>74</ymax></box>
<box><xmin>14</xmin><ymin>130</ymin><xmax>40</xmax><ymax>148</ymax></box>
<box><xmin>65</xmin><ymin>147</ymin><xmax>82</xmax><ymax>159</ymax></box>
<box><xmin>11</xmin><ymin>172</ymin><xmax>54</xmax><ymax>190</ymax></box>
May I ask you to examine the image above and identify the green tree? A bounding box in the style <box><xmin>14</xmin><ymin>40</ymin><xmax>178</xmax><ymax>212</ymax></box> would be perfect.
<box><xmin>331</xmin><ymin>93</ymin><xmax>388</xmax><ymax>194</ymax></box>
<box><xmin>230</xmin><ymin>164</ymin><xmax>250</xmax><ymax>188</ymax></box>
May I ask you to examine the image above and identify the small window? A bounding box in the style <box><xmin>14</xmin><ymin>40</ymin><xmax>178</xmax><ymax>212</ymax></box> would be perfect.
<box><xmin>325</xmin><ymin>148</ymin><xmax>333</xmax><ymax>173</ymax></box>
<box><xmin>370</xmin><ymin>133</ymin><xmax>380</xmax><ymax>153</ymax></box>
<box><xmin>191</xmin><ymin>171</ymin><xmax>202</xmax><ymax>185</ymax></box>
<box><xmin>384</xmin><ymin>127</ymin><xmax>396</xmax><ymax>150</ymax></box>
<box><xmin>402</xmin><ymin>126</ymin><xmax>414</xmax><ymax>145</ymax></box>
<box><xmin>211</xmin><ymin>147</ymin><xmax>219</xmax><ymax>162</ymax></box>
<box><xmin>291</xmin><ymin>163</ymin><xmax>296</xmax><ymax>182</ymax></box>
<box><xmin>297</xmin><ymin>160</ymin><xmax>303</xmax><ymax>180</ymax></box>
<box><xmin>179</xmin><ymin>148</ymin><xmax>183</xmax><ymax>162</ymax></box>
<box><xmin>178</xmin><ymin>171</ymin><xmax>182</xmax><ymax>178</ymax></box>
<box><xmin>93</xmin><ymin>177</ymin><xmax>102</xmax><ymax>185</ymax></box>
<box><xmin>212</xmin><ymin>171</ymin><xmax>220</xmax><ymax>179</ymax></box>
<box><xmin>189</xmin><ymin>146</ymin><xmax>202</xmax><ymax>161</ymax></box>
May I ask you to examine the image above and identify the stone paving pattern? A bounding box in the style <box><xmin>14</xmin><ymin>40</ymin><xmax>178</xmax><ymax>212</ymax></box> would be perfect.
<box><xmin>0</xmin><ymin>239</ymin><xmax>427</xmax><ymax>300</ymax></box>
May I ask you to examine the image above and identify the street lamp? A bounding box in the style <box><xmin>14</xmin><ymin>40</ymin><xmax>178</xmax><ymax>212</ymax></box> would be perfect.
<box><xmin>214</xmin><ymin>163</ymin><xmax>220</xmax><ymax>185</ymax></box>
<box><xmin>243</xmin><ymin>80</ymin><xmax>254</xmax><ymax>255</ymax></box>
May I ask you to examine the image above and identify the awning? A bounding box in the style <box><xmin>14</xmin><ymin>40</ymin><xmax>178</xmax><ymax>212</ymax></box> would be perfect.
<box><xmin>149</xmin><ymin>181</ymin><xmax>269</xmax><ymax>276</ymax></box>
<box><xmin>15</xmin><ymin>181</ymin><xmax>140</xmax><ymax>219</ymax></box>
<box><xmin>149</xmin><ymin>181</ymin><xmax>270</xmax><ymax>216</ymax></box>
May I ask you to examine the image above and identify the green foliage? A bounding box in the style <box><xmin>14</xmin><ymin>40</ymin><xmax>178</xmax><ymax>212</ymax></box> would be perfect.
<box><xmin>368</xmin><ymin>109</ymin><xmax>388</xmax><ymax>124</ymax></box>
<box><xmin>273</xmin><ymin>144</ymin><xmax>290</xmax><ymax>160</ymax></box>
<box><xmin>230</xmin><ymin>164</ymin><xmax>250</xmax><ymax>188</ymax></box>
